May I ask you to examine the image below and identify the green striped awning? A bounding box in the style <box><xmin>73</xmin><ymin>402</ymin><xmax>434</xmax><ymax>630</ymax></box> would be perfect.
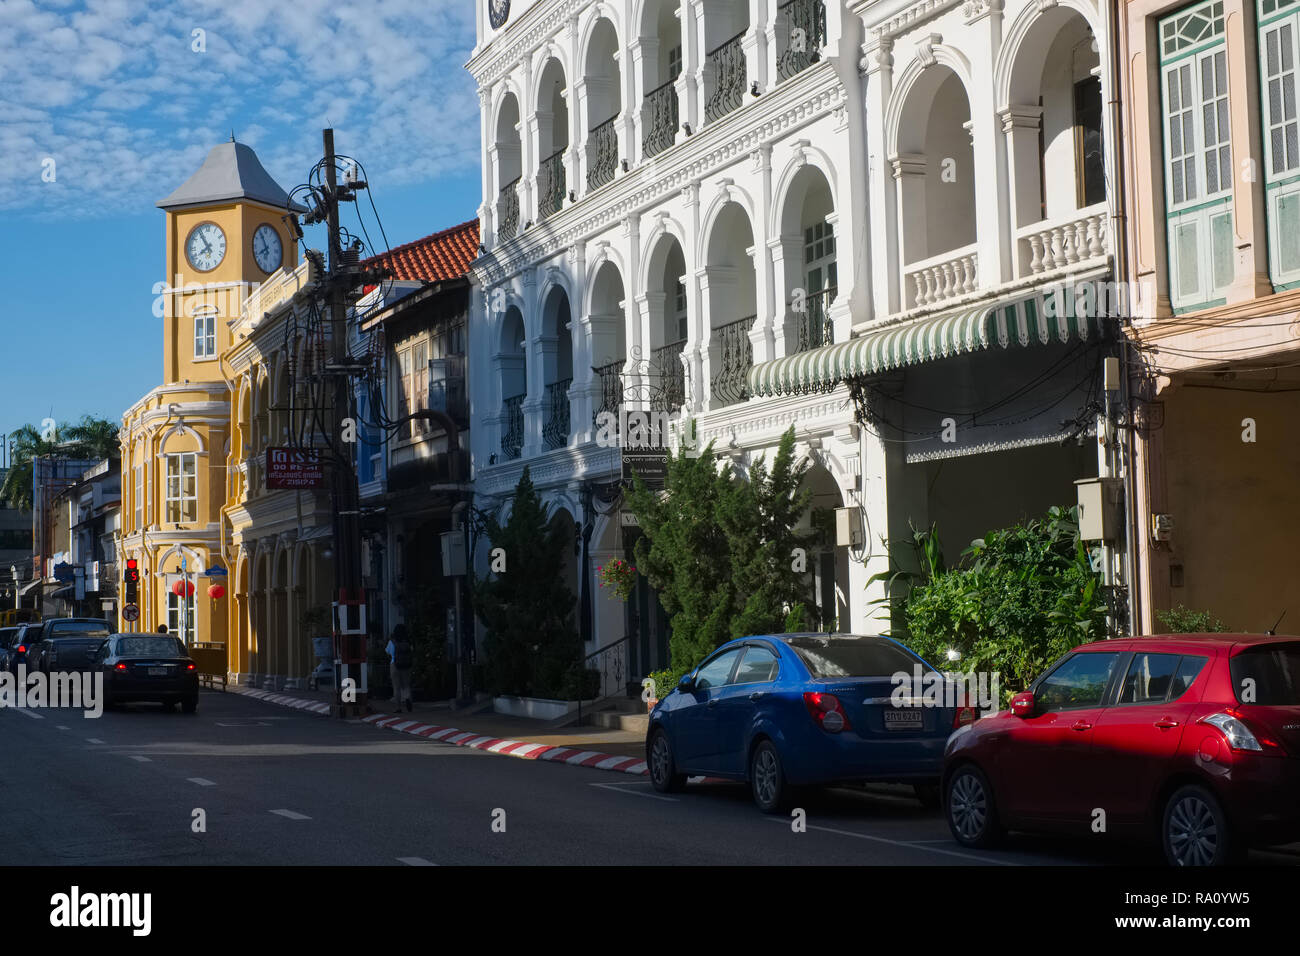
<box><xmin>747</xmin><ymin>286</ymin><xmax>1108</xmax><ymax>398</ymax></box>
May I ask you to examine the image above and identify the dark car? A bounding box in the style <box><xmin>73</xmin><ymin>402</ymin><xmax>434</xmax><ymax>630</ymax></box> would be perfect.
<box><xmin>943</xmin><ymin>634</ymin><xmax>1300</xmax><ymax>865</ymax></box>
<box><xmin>0</xmin><ymin>627</ymin><xmax>20</xmax><ymax>671</ymax></box>
<box><xmin>647</xmin><ymin>633</ymin><xmax>978</xmax><ymax>812</ymax></box>
<box><xmin>94</xmin><ymin>634</ymin><xmax>199</xmax><ymax>712</ymax></box>
<box><xmin>29</xmin><ymin>618</ymin><xmax>113</xmax><ymax>675</ymax></box>
<box><xmin>2</xmin><ymin>623</ymin><xmax>40</xmax><ymax>673</ymax></box>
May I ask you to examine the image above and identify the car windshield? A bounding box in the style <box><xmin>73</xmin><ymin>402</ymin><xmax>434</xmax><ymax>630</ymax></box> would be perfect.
<box><xmin>787</xmin><ymin>635</ymin><xmax>922</xmax><ymax>678</ymax></box>
<box><xmin>50</xmin><ymin>621</ymin><xmax>110</xmax><ymax>638</ymax></box>
<box><xmin>117</xmin><ymin>637</ymin><xmax>185</xmax><ymax>658</ymax></box>
<box><xmin>1230</xmin><ymin>644</ymin><xmax>1300</xmax><ymax>705</ymax></box>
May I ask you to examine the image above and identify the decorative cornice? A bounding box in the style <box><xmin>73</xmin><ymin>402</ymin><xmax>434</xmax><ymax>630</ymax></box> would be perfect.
<box><xmin>467</xmin><ymin>0</ymin><xmax>586</xmax><ymax>87</ymax></box>
<box><xmin>866</xmin><ymin>0</ymin><xmax>966</xmax><ymax>40</ymax></box>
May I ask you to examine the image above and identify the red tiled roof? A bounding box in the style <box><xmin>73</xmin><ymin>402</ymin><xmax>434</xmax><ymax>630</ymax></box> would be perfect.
<box><xmin>362</xmin><ymin>218</ymin><xmax>479</xmax><ymax>283</ymax></box>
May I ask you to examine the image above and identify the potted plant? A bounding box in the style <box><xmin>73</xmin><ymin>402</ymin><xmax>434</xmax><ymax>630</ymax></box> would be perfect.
<box><xmin>596</xmin><ymin>558</ymin><xmax>637</xmax><ymax>601</ymax></box>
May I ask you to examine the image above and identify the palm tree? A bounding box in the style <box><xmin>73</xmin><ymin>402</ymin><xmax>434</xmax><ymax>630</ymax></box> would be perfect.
<box><xmin>0</xmin><ymin>416</ymin><xmax>120</xmax><ymax>512</ymax></box>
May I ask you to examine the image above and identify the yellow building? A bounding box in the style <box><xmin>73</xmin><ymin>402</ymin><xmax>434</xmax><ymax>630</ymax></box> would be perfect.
<box><xmin>119</xmin><ymin>141</ymin><xmax>301</xmax><ymax>654</ymax></box>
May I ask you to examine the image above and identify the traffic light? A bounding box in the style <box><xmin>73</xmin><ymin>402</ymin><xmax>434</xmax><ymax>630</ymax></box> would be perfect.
<box><xmin>124</xmin><ymin>559</ymin><xmax>139</xmax><ymax>605</ymax></box>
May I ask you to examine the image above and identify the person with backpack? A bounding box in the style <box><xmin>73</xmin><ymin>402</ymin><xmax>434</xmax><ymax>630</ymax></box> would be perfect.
<box><xmin>386</xmin><ymin>624</ymin><xmax>414</xmax><ymax>713</ymax></box>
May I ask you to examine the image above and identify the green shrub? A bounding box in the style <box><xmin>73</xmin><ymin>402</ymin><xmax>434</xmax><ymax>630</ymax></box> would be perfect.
<box><xmin>1157</xmin><ymin>605</ymin><xmax>1229</xmax><ymax>633</ymax></box>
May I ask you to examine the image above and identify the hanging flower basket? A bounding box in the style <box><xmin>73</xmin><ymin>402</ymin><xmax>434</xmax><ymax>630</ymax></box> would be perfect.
<box><xmin>596</xmin><ymin>558</ymin><xmax>637</xmax><ymax>602</ymax></box>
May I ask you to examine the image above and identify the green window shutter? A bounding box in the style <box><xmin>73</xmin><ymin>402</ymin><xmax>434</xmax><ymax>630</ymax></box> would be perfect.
<box><xmin>1211</xmin><ymin>211</ymin><xmax>1234</xmax><ymax>290</ymax></box>
<box><xmin>1277</xmin><ymin>191</ymin><xmax>1300</xmax><ymax>274</ymax></box>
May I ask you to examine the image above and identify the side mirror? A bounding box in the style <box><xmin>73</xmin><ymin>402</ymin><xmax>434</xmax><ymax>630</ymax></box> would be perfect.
<box><xmin>1011</xmin><ymin>691</ymin><xmax>1035</xmax><ymax>718</ymax></box>
<box><xmin>678</xmin><ymin>674</ymin><xmax>695</xmax><ymax>693</ymax></box>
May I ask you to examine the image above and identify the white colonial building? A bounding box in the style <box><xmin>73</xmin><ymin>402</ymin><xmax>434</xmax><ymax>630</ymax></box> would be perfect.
<box><xmin>466</xmin><ymin>0</ymin><xmax>1128</xmax><ymax>683</ymax></box>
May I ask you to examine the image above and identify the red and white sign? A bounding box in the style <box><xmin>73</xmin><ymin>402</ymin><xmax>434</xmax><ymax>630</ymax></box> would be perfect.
<box><xmin>266</xmin><ymin>448</ymin><xmax>325</xmax><ymax>489</ymax></box>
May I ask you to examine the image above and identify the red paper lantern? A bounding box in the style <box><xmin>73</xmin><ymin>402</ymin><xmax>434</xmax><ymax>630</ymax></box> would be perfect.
<box><xmin>207</xmin><ymin>584</ymin><xmax>226</xmax><ymax>599</ymax></box>
<box><xmin>172</xmin><ymin>580</ymin><xmax>195</xmax><ymax>598</ymax></box>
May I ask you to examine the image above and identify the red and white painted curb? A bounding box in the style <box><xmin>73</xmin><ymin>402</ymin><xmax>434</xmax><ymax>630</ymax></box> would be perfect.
<box><xmin>229</xmin><ymin>686</ymin><xmax>648</xmax><ymax>776</ymax></box>
<box><xmin>362</xmin><ymin>714</ymin><xmax>649</xmax><ymax>776</ymax></box>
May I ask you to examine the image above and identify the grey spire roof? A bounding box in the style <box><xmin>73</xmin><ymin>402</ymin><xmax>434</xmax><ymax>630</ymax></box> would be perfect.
<box><xmin>157</xmin><ymin>141</ymin><xmax>305</xmax><ymax>212</ymax></box>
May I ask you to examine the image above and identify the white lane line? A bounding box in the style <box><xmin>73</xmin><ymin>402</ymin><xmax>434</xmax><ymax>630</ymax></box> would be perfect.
<box><xmin>56</xmin><ymin>725</ymin><xmax>70</xmax><ymax>730</ymax></box>
<box><xmin>86</xmin><ymin>738</ymin><xmax>105</xmax><ymax>744</ymax></box>
<box><xmin>129</xmin><ymin>755</ymin><xmax>151</xmax><ymax>763</ymax></box>
<box><xmin>269</xmin><ymin>809</ymin><xmax>311</xmax><ymax>821</ymax></box>
<box><xmin>396</xmin><ymin>857</ymin><xmax>438</xmax><ymax>866</ymax></box>
<box><xmin>14</xmin><ymin>709</ymin><xmax>44</xmax><ymax>720</ymax></box>
<box><xmin>188</xmin><ymin>777</ymin><xmax>217</xmax><ymax>787</ymax></box>
<box><xmin>589</xmin><ymin>782</ymin><xmax>679</xmax><ymax>802</ymax></box>
<box><xmin>762</xmin><ymin>817</ymin><xmax>1017</xmax><ymax>865</ymax></box>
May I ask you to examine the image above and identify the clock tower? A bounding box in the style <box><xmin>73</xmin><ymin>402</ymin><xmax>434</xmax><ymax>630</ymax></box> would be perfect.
<box><xmin>156</xmin><ymin>140</ymin><xmax>303</xmax><ymax>386</ymax></box>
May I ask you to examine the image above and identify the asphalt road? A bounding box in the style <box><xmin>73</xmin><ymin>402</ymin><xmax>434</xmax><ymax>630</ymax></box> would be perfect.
<box><xmin>3</xmin><ymin>690</ymin><xmax>1298</xmax><ymax>866</ymax></box>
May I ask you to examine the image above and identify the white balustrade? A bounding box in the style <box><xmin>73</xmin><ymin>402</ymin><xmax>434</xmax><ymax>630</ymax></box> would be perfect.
<box><xmin>1018</xmin><ymin>206</ymin><xmax>1108</xmax><ymax>277</ymax></box>
<box><xmin>903</xmin><ymin>244</ymin><xmax>980</xmax><ymax>310</ymax></box>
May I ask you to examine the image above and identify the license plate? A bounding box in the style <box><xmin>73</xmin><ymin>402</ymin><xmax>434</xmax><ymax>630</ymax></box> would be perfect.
<box><xmin>148</xmin><ymin>667</ymin><xmax>168</xmax><ymax>676</ymax></box>
<box><xmin>884</xmin><ymin>709</ymin><xmax>924</xmax><ymax>730</ymax></box>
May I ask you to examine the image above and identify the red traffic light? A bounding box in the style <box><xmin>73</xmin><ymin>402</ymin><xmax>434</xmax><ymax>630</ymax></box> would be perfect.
<box><xmin>125</xmin><ymin>559</ymin><xmax>140</xmax><ymax>584</ymax></box>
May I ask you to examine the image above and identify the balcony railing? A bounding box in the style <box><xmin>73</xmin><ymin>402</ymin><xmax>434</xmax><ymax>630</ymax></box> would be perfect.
<box><xmin>795</xmin><ymin>287</ymin><xmax>836</xmax><ymax>352</ymax></box>
<box><xmin>537</xmin><ymin>149</ymin><xmax>566</xmax><ymax>220</ymax></box>
<box><xmin>592</xmin><ymin>360</ymin><xmax>624</xmax><ymax>425</ymax></box>
<box><xmin>650</xmin><ymin>340</ymin><xmax>686</xmax><ymax>412</ymax></box>
<box><xmin>904</xmin><ymin>244</ymin><xmax>979</xmax><ymax>310</ymax></box>
<box><xmin>643</xmin><ymin>78</ymin><xmax>679</xmax><ymax>158</ymax></box>
<box><xmin>498</xmin><ymin>176</ymin><xmax>520</xmax><ymax>241</ymax></box>
<box><xmin>1017</xmin><ymin>206</ymin><xmax>1108</xmax><ymax>277</ymax></box>
<box><xmin>587</xmin><ymin>116</ymin><xmax>618</xmax><ymax>192</ymax></box>
<box><xmin>543</xmin><ymin>378</ymin><xmax>571</xmax><ymax>450</ymax></box>
<box><xmin>501</xmin><ymin>394</ymin><xmax>524</xmax><ymax>461</ymax></box>
<box><xmin>705</xmin><ymin>30</ymin><xmax>747</xmax><ymax>124</ymax></box>
<box><xmin>777</xmin><ymin>0</ymin><xmax>826</xmax><ymax>81</ymax></box>
<box><xmin>711</xmin><ymin>315</ymin><xmax>756</xmax><ymax>406</ymax></box>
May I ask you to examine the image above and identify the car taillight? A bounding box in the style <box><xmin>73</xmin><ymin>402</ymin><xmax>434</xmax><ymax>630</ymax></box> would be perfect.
<box><xmin>803</xmin><ymin>692</ymin><xmax>852</xmax><ymax>733</ymax></box>
<box><xmin>186</xmin><ymin>663</ymin><xmax>195</xmax><ymax>671</ymax></box>
<box><xmin>953</xmin><ymin>706</ymin><xmax>979</xmax><ymax>729</ymax></box>
<box><xmin>114</xmin><ymin>662</ymin><xmax>127</xmax><ymax>672</ymax></box>
<box><xmin>1203</xmin><ymin>709</ymin><xmax>1285</xmax><ymax>755</ymax></box>
<box><xmin>15</xmin><ymin>645</ymin><xmax>24</xmax><ymax>654</ymax></box>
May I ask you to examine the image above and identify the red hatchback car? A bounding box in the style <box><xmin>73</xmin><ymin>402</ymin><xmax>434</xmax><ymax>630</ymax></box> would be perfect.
<box><xmin>943</xmin><ymin>634</ymin><xmax>1300</xmax><ymax>865</ymax></box>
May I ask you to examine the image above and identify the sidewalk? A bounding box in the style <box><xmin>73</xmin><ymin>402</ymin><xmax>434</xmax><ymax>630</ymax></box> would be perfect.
<box><xmin>227</xmin><ymin>683</ymin><xmax>651</xmax><ymax>774</ymax></box>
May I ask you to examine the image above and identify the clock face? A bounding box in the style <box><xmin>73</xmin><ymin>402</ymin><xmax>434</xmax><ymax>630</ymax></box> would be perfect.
<box><xmin>252</xmin><ymin>224</ymin><xmax>283</xmax><ymax>273</ymax></box>
<box><xmin>185</xmin><ymin>222</ymin><xmax>227</xmax><ymax>272</ymax></box>
<box><xmin>489</xmin><ymin>0</ymin><xmax>510</xmax><ymax>29</ymax></box>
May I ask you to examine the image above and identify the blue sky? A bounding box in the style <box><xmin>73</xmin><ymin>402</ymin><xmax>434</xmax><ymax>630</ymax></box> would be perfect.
<box><xmin>0</xmin><ymin>0</ymin><xmax>482</xmax><ymax>459</ymax></box>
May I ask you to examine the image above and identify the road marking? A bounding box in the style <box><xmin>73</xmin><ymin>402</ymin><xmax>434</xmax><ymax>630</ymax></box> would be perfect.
<box><xmin>590</xmin><ymin>782</ymin><xmax>679</xmax><ymax>802</ymax></box>
<box><xmin>270</xmin><ymin>809</ymin><xmax>311</xmax><ymax>821</ymax></box>
<box><xmin>763</xmin><ymin>817</ymin><xmax>1017</xmax><ymax>865</ymax></box>
<box><xmin>86</xmin><ymin>738</ymin><xmax>105</xmax><ymax>744</ymax></box>
<box><xmin>14</xmin><ymin>709</ymin><xmax>43</xmax><ymax>720</ymax></box>
<box><xmin>129</xmin><ymin>755</ymin><xmax>151</xmax><ymax>763</ymax></box>
<box><xmin>55</xmin><ymin>725</ymin><xmax>70</xmax><ymax>730</ymax></box>
<box><xmin>396</xmin><ymin>857</ymin><xmax>438</xmax><ymax>866</ymax></box>
<box><xmin>188</xmin><ymin>778</ymin><xmax>217</xmax><ymax>787</ymax></box>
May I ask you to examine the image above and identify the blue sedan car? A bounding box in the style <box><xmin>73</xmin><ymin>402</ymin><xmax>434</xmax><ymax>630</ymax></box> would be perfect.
<box><xmin>646</xmin><ymin>633</ymin><xmax>975</xmax><ymax>812</ymax></box>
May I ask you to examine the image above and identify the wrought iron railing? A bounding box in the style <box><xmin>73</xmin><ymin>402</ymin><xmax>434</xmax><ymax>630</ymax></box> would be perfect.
<box><xmin>537</xmin><ymin>149</ymin><xmax>566</xmax><ymax>220</ymax></box>
<box><xmin>711</xmin><ymin>315</ymin><xmax>756</xmax><ymax>406</ymax></box>
<box><xmin>587</xmin><ymin>116</ymin><xmax>618</xmax><ymax>192</ymax></box>
<box><xmin>705</xmin><ymin>30</ymin><xmax>747</xmax><ymax>124</ymax></box>
<box><xmin>643</xmin><ymin>78</ymin><xmax>679</xmax><ymax>158</ymax></box>
<box><xmin>501</xmin><ymin>394</ymin><xmax>524</xmax><ymax>460</ymax></box>
<box><xmin>575</xmin><ymin>634</ymin><xmax>633</xmax><ymax>727</ymax></box>
<box><xmin>650</xmin><ymin>340</ymin><xmax>686</xmax><ymax>412</ymax></box>
<box><xmin>592</xmin><ymin>360</ymin><xmax>623</xmax><ymax>426</ymax></box>
<box><xmin>543</xmin><ymin>378</ymin><xmax>571</xmax><ymax>450</ymax></box>
<box><xmin>498</xmin><ymin>176</ymin><xmax>520</xmax><ymax>240</ymax></box>
<box><xmin>777</xmin><ymin>0</ymin><xmax>826</xmax><ymax>81</ymax></box>
<box><xmin>795</xmin><ymin>287</ymin><xmax>836</xmax><ymax>352</ymax></box>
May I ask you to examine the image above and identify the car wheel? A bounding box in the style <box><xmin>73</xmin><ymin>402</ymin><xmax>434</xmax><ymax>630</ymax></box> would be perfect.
<box><xmin>1163</xmin><ymin>784</ymin><xmax>1240</xmax><ymax>866</ymax></box>
<box><xmin>648</xmin><ymin>729</ymin><xmax>685</xmax><ymax>793</ymax></box>
<box><xmin>750</xmin><ymin>739</ymin><xmax>791</xmax><ymax>814</ymax></box>
<box><xmin>914</xmin><ymin>783</ymin><xmax>942</xmax><ymax>810</ymax></box>
<box><xmin>182</xmin><ymin>695</ymin><xmax>198</xmax><ymax>715</ymax></box>
<box><xmin>946</xmin><ymin>764</ymin><xmax>1003</xmax><ymax>848</ymax></box>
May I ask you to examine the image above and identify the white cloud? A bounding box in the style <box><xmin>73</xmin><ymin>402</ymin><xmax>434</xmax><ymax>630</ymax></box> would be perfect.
<box><xmin>0</xmin><ymin>0</ymin><xmax>481</xmax><ymax>220</ymax></box>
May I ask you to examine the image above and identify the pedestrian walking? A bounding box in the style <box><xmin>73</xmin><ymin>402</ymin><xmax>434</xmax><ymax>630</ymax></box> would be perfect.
<box><xmin>157</xmin><ymin>624</ymin><xmax>168</xmax><ymax>634</ymax></box>
<box><xmin>386</xmin><ymin>624</ymin><xmax>414</xmax><ymax>713</ymax></box>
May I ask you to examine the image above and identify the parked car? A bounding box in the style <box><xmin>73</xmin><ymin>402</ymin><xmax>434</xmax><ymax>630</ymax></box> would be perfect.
<box><xmin>0</xmin><ymin>627</ymin><xmax>20</xmax><ymax>671</ymax></box>
<box><xmin>943</xmin><ymin>634</ymin><xmax>1300</xmax><ymax>865</ymax></box>
<box><xmin>2</xmin><ymin>622</ymin><xmax>41</xmax><ymax>673</ymax></box>
<box><xmin>94</xmin><ymin>634</ymin><xmax>199</xmax><ymax>713</ymax></box>
<box><xmin>646</xmin><ymin>633</ymin><xmax>978</xmax><ymax>811</ymax></box>
<box><xmin>28</xmin><ymin>618</ymin><xmax>114</xmax><ymax>675</ymax></box>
